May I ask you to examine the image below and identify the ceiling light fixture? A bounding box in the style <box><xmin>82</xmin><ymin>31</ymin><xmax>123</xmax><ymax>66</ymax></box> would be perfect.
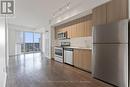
<box><xmin>67</xmin><ymin>6</ymin><xmax>69</xmax><ymax>9</ymax></box>
<box><xmin>52</xmin><ymin>0</ymin><xmax>70</xmax><ymax>18</ymax></box>
<box><xmin>66</xmin><ymin>2</ymin><xmax>70</xmax><ymax>9</ymax></box>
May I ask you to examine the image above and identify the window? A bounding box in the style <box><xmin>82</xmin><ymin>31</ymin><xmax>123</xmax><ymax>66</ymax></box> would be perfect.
<box><xmin>16</xmin><ymin>32</ymin><xmax>41</xmax><ymax>53</ymax></box>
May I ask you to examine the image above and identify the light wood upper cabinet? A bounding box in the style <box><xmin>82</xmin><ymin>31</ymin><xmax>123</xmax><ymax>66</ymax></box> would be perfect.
<box><xmin>76</xmin><ymin>22</ymin><xmax>82</xmax><ymax>37</ymax></box>
<box><xmin>55</xmin><ymin>15</ymin><xmax>92</xmax><ymax>39</ymax></box>
<box><xmin>85</xmin><ymin>20</ymin><xmax>92</xmax><ymax>36</ymax></box>
<box><xmin>71</xmin><ymin>24</ymin><xmax>77</xmax><ymax>38</ymax></box>
<box><xmin>60</xmin><ymin>27</ymin><xmax>67</xmax><ymax>33</ymax></box>
<box><xmin>92</xmin><ymin>4</ymin><xmax>107</xmax><ymax>26</ymax></box>
<box><xmin>107</xmin><ymin>0</ymin><xmax>128</xmax><ymax>23</ymax></box>
<box><xmin>76</xmin><ymin>20</ymin><xmax>92</xmax><ymax>37</ymax></box>
<box><xmin>73</xmin><ymin>49</ymin><xmax>92</xmax><ymax>72</ymax></box>
<box><xmin>92</xmin><ymin>0</ymin><xmax>128</xmax><ymax>25</ymax></box>
<box><xmin>66</xmin><ymin>26</ymin><xmax>71</xmax><ymax>38</ymax></box>
<box><xmin>80</xmin><ymin>21</ymin><xmax>86</xmax><ymax>37</ymax></box>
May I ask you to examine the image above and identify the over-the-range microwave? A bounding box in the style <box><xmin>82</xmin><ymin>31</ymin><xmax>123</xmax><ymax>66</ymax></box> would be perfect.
<box><xmin>57</xmin><ymin>32</ymin><xmax>68</xmax><ymax>40</ymax></box>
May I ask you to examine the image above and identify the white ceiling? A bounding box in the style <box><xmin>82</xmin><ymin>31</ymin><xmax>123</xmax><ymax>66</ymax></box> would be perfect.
<box><xmin>8</xmin><ymin>0</ymin><xmax>110</xmax><ymax>29</ymax></box>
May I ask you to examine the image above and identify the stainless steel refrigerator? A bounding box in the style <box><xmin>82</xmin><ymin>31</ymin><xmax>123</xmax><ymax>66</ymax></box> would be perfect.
<box><xmin>92</xmin><ymin>20</ymin><xmax>128</xmax><ymax>87</ymax></box>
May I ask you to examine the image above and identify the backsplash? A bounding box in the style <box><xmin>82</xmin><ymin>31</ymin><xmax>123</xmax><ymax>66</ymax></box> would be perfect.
<box><xmin>70</xmin><ymin>37</ymin><xmax>92</xmax><ymax>48</ymax></box>
<box><xmin>54</xmin><ymin>39</ymin><xmax>70</xmax><ymax>46</ymax></box>
<box><xmin>54</xmin><ymin>36</ymin><xmax>92</xmax><ymax>48</ymax></box>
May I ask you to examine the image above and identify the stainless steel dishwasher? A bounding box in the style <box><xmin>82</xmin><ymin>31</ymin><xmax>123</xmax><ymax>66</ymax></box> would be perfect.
<box><xmin>64</xmin><ymin>48</ymin><xmax>73</xmax><ymax>65</ymax></box>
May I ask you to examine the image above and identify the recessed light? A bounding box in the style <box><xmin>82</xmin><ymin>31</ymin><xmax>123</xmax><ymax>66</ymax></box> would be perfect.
<box><xmin>67</xmin><ymin>6</ymin><xmax>70</xmax><ymax>9</ymax></box>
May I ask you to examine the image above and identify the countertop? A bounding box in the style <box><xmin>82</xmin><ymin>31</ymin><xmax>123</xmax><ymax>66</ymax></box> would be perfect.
<box><xmin>55</xmin><ymin>46</ymin><xmax>92</xmax><ymax>50</ymax></box>
<box><xmin>63</xmin><ymin>46</ymin><xmax>92</xmax><ymax>50</ymax></box>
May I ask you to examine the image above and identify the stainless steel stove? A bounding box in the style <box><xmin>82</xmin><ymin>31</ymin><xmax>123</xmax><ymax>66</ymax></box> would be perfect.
<box><xmin>54</xmin><ymin>42</ymin><xmax>70</xmax><ymax>63</ymax></box>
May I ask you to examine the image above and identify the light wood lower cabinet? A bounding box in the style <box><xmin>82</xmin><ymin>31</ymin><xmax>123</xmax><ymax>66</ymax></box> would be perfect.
<box><xmin>73</xmin><ymin>49</ymin><xmax>79</xmax><ymax>68</ymax></box>
<box><xmin>73</xmin><ymin>49</ymin><xmax>91</xmax><ymax>72</ymax></box>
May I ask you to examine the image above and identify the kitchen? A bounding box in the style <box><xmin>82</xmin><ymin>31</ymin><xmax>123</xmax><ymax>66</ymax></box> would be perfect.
<box><xmin>51</xmin><ymin>0</ymin><xmax>128</xmax><ymax>87</ymax></box>
<box><xmin>3</xmin><ymin>0</ymin><xmax>129</xmax><ymax>87</ymax></box>
<box><xmin>53</xmin><ymin>15</ymin><xmax>92</xmax><ymax>72</ymax></box>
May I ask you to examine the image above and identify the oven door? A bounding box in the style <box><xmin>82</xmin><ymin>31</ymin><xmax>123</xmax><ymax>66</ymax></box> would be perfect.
<box><xmin>54</xmin><ymin>47</ymin><xmax>63</xmax><ymax>63</ymax></box>
<box><xmin>55</xmin><ymin>49</ymin><xmax>63</xmax><ymax>56</ymax></box>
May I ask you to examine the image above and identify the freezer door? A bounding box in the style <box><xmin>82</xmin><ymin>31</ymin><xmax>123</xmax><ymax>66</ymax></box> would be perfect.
<box><xmin>93</xmin><ymin>20</ymin><xmax>128</xmax><ymax>44</ymax></box>
<box><xmin>92</xmin><ymin>44</ymin><xmax>128</xmax><ymax>87</ymax></box>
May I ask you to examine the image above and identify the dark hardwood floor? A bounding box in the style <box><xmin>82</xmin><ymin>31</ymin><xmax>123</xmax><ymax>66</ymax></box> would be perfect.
<box><xmin>6</xmin><ymin>53</ymin><xmax>113</xmax><ymax>87</ymax></box>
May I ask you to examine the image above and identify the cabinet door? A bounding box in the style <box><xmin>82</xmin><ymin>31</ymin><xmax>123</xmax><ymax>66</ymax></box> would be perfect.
<box><xmin>76</xmin><ymin>22</ymin><xmax>81</xmax><ymax>37</ymax></box>
<box><xmin>74</xmin><ymin>49</ymin><xmax>92</xmax><ymax>72</ymax></box>
<box><xmin>77</xmin><ymin>50</ymin><xmax>82</xmax><ymax>68</ymax></box>
<box><xmin>84</xmin><ymin>20</ymin><xmax>92</xmax><ymax>36</ymax></box>
<box><xmin>63</xmin><ymin>27</ymin><xmax>67</xmax><ymax>32</ymax></box>
<box><xmin>66</xmin><ymin>26</ymin><xmax>71</xmax><ymax>38</ymax></box>
<box><xmin>82</xmin><ymin>50</ymin><xmax>91</xmax><ymax>72</ymax></box>
<box><xmin>71</xmin><ymin>24</ymin><xmax>77</xmax><ymax>38</ymax></box>
<box><xmin>88</xmin><ymin>20</ymin><xmax>92</xmax><ymax>36</ymax></box>
<box><xmin>76</xmin><ymin>21</ymin><xmax>85</xmax><ymax>37</ymax></box>
<box><xmin>107</xmin><ymin>0</ymin><xmax>128</xmax><ymax>23</ymax></box>
<box><xmin>80</xmin><ymin>21</ymin><xmax>85</xmax><ymax>37</ymax></box>
<box><xmin>73</xmin><ymin>49</ymin><xmax>79</xmax><ymax>67</ymax></box>
<box><xmin>92</xmin><ymin>4</ymin><xmax>107</xmax><ymax>26</ymax></box>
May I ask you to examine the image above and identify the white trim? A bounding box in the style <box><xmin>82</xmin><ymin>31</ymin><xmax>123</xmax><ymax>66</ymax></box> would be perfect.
<box><xmin>4</xmin><ymin>73</ymin><xmax>7</xmax><ymax>87</ymax></box>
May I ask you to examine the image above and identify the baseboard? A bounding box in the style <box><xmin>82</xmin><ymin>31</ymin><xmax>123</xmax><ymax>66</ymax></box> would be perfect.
<box><xmin>4</xmin><ymin>73</ymin><xmax>7</xmax><ymax>87</ymax></box>
<box><xmin>9</xmin><ymin>54</ymin><xmax>21</xmax><ymax>57</ymax></box>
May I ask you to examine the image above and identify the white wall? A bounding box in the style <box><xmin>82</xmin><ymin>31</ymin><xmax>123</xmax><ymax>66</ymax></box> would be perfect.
<box><xmin>8</xmin><ymin>24</ymin><xmax>48</xmax><ymax>57</ymax></box>
<box><xmin>8</xmin><ymin>29</ymin><xmax>23</xmax><ymax>56</ymax></box>
<box><xmin>8</xmin><ymin>27</ymin><xmax>24</xmax><ymax>56</ymax></box>
<box><xmin>44</xmin><ymin>26</ymin><xmax>51</xmax><ymax>59</ymax></box>
<box><xmin>0</xmin><ymin>18</ymin><xmax>7</xmax><ymax>87</ymax></box>
<box><xmin>8</xmin><ymin>29</ymin><xmax>16</xmax><ymax>56</ymax></box>
<box><xmin>51</xmin><ymin>27</ymin><xmax>55</xmax><ymax>58</ymax></box>
<box><xmin>8</xmin><ymin>24</ymin><xmax>37</xmax><ymax>56</ymax></box>
<box><xmin>42</xmin><ymin>33</ymin><xmax>45</xmax><ymax>53</ymax></box>
<box><xmin>36</xmin><ymin>26</ymin><xmax>51</xmax><ymax>59</ymax></box>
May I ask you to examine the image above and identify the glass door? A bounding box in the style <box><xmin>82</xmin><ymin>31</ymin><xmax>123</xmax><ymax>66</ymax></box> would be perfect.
<box><xmin>22</xmin><ymin>32</ymin><xmax>41</xmax><ymax>53</ymax></box>
<box><xmin>15</xmin><ymin>31</ymin><xmax>42</xmax><ymax>54</ymax></box>
<box><xmin>24</xmin><ymin>32</ymin><xmax>34</xmax><ymax>53</ymax></box>
<box><xmin>16</xmin><ymin>31</ymin><xmax>24</xmax><ymax>54</ymax></box>
<box><xmin>33</xmin><ymin>33</ymin><xmax>41</xmax><ymax>52</ymax></box>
